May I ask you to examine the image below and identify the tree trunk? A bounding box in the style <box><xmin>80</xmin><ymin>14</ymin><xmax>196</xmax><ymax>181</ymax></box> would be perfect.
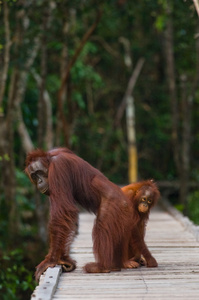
<box><xmin>0</xmin><ymin>1</ymin><xmax>11</xmax><ymax>108</ymax></box>
<box><xmin>0</xmin><ymin>117</ymin><xmax>17</xmax><ymax>239</ymax></box>
<box><xmin>164</xmin><ymin>1</ymin><xmax>181</xmax><ymax>176</ymax></box>
<box><xmin>32</xmin><ymin>70</ymin><xmax>53</xmax><ymax>150</ymax></box>
<box><xmin>36</xmin><ymin>2</ymin><xmax>55</xmax><ymax>243</ymax></box>
<box><xmin>193</xmin><ymin>0</ymin><xmax>199</xmax><ymax>16</ymax></box>
<box><xmin>164</xmin><ymin>3</ymin><xmax>198</xmax><ymax>211</ymax></box>
<box><xmin>0</xmin><ymin>3</ymin><xmax>19</xmax><ymax>238</ymax></box>
<box><xmin>116</xmin><ymin>48</ymin><xmax>144</xmax><ymax>182</ymax></box>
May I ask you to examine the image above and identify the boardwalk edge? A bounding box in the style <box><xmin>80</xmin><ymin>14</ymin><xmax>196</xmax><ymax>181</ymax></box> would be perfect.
<box><xmin>161</xmin><ymin>197</ymin><xmax>199</xmax><ymax>242</ymax></box>
<box><xmin>30</xmin><ymin>265</ymin><xmax>62</xmax><ymax>300</ymax></box>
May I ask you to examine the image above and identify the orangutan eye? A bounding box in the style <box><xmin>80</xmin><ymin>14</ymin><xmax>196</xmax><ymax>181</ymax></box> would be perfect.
<box><xmin>148</xmin><ymin>199</ymin><xmax>152</xmax><ymax>204</ymax></box>
<box><xmin>142</xmin><ymin>197</ymin><xmax>146</xmax><ymax>202</ymax></box>
<box><xmin>31</xmin><ymin>173</ymin><xmax>38</xmax><ymax>182</ymax></box>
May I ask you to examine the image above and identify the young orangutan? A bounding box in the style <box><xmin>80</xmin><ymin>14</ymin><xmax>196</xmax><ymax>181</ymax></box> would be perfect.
<box><xmin>121</xmin><ymin>180</ymin><xmax>160</xmax><ymax>269</ymax></box>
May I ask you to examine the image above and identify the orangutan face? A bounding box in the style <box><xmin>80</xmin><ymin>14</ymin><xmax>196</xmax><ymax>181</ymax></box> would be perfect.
<box><xmin>26</xmin><ymin>160</ymin><xmax>49</xmax><ymax>195</ymax></box>
<box><xmin>137</xmin><ymin>189</ymin><xmax>153</xmax><ymax>213</ymax></box>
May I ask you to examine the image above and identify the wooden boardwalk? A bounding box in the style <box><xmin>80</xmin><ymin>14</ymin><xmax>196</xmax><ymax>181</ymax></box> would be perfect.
<box><xmin>31</xmin><ymin>201</ymin><xmax>199</xmax><ymax>300</ymax></box>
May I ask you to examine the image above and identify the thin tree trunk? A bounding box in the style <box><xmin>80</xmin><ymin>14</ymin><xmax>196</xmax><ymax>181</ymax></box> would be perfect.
<box><xmin>17</xmin><ymin>107</ymin><xmax>34</xmax><ymax>152</ymax></box>
<box><xmin>0</xmin><ymin>2</ymin><xmax>11</xmax><ymax>108</ymax></box>
<box><xmin>15</xmin><ymin>35</ymin><xmax>41</xmax><ymax>153</ymax></box>
<box><xmin>164</xmin><ymin>1</ymin><xmax>181</xmax><ymax>175</ymax></box>
<box><xmin>116</xmin><ymin>53</ymin><xmax>144</xmax><ymax>183</ymax></box>
<box><xmin>0</xmin><ymin>3</ymin><xmax>19</xmax><ymax>236</ymax></box>
<box><xmin>4</xmin><ymin>70</ymin><xmax>18</xmax><ymax>237</ymax></box>
<box><xmin>55</xmin><ymin>24</ymin><xmax>68</xmax><ymax>146</ymax></box>
<box><xmin>115</xmin><ymin>58</ymin><xmax>145</xmax><ymax>126</ymax></box>
<box><xmin>0</xmin><ymin>116</ymin><xmax>17</xmax><ymax>239</ymax></box>
<box><xmin>37</xmin><ymin>16</ymin><xmax>47</xmax><ymax>148</ymax></box>
<box><xmin>193</xmin><ymin>0</ymin><xmax>199</xmax><ymax>16</ymax></box>
<box><xmin>32</xmin><ymin>70</ymin><xmax>53</xmax><ymax>150</ymax></box>
<box><xmin>35</xmin><ymin>2</ymin><xmax>55</xmax><ymax>243</ymax></box>
<box><xmin>179</xmin><ymin>21</ymin><xmax>199</xmax><ymax>212</ymax></box>
<box><xmin>180</xmin><ymin>75</ymin><xmax>192</xmax><ymax>212</ymax></box>
<box><xmin>164</xmin><ymin>4</ymin><xmax>198</xmax><ymax>210</ymax></box>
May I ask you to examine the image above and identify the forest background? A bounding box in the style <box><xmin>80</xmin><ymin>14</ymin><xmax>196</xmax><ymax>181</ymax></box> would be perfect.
<box><xmin>1</xmin><ymin>0</ymin><xmax>199</xmax><ymax>299</ymax></box>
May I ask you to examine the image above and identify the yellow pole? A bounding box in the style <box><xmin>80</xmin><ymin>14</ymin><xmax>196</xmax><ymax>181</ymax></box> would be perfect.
<box><xmin>126</xmin><ymin>95</ymin><xmax>138</xmax><ymax>183</ymax></box>
<box><xmin>128</xmin><ymin>144</ymin><xmax>138</xmax><ymax>183</ymax></box>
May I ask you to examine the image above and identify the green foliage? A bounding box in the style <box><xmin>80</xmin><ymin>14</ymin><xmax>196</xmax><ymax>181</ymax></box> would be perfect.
<box><xmin>187</xmin><ymin>191</ymin><xmax>199</xmax><ymax>225</ymax></box>
<box><xmin>0</xmin><ymin>249</ymin><xmax>36</xmax><ymax>300</ymax></box>
<box><xmin>174</xmin><ymin>204</ymin><xmax>184</xmax><ymax>213</ymax></box>
<box><xmin>16</xmin><ymin>169</ymin><xmax>35</xmax><ymax>214</ymax></box>
<box><xmin>46</xmin><ymin>74</ymin><xmax>60</xmax><ymax>94</ymax></box>
<box><xmin>155</xmin><ymin>15</ymin><xmax>166</xmax><ymax>31</ymax></box>
<box><xmin>73</xmin><ymin>114</ymin><xmax>128</xmax><ymax>183</ymax></box>
<box><xmin>0</xmin><ymin>154</ymin><xmax>10</xmax><ymax>161</ymax></box>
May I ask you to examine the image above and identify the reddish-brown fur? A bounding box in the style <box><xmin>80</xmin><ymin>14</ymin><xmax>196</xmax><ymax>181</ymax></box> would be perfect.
<box><xmin>25</xmin><ymin>148</ymin><xmax>132</xmax><ymax>281</ymax></box>
<box><xmin>121</xmin><ymin>180</ymin><xmax>160</xmax><ymax>268</ymax></box>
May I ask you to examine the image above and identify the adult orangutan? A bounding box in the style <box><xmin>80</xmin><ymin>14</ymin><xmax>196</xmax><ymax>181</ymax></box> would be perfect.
<box><xmin>25</xmin><ymin>147</ymin><xmax>132</xmax><ymax>281</ymax></box>
<box><xmin>121</xmin><ymin>180</ymin><xmax>160</xmax><ymax>269</ymax></box>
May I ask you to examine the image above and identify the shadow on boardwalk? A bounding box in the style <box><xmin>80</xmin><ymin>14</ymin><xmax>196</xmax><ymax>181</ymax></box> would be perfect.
<box><xmin>32</xmin><ymin>202</ymin><xmax>199</xmax><ymax>300</ymax></box>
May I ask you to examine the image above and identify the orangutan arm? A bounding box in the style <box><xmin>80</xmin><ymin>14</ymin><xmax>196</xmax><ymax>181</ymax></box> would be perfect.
<box><xmin>35</xmin><ymin>209</ymin><xmax>78</xmax><ymax>282</ymax></box>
